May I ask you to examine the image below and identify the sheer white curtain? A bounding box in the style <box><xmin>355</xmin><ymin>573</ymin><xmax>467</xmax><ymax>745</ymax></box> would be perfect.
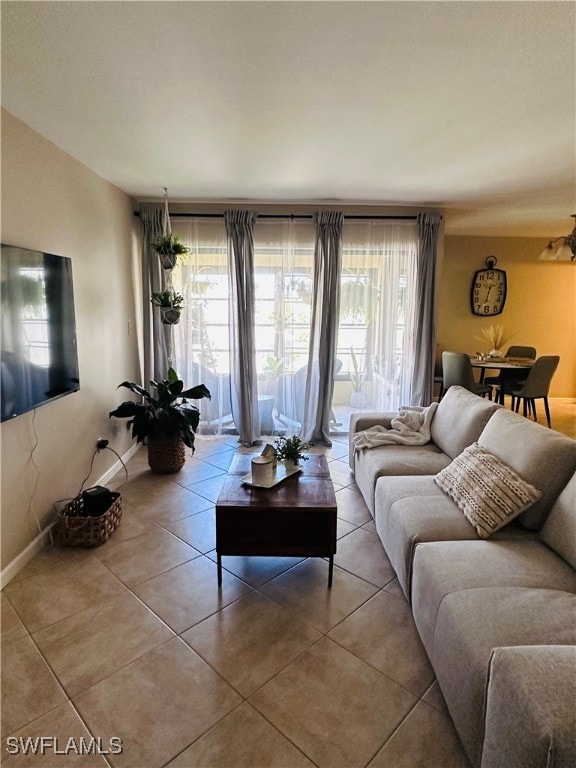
<box><xmin>166</xmin><ymin>215</ymin><xmax>422</xmax><ymax>435</ymax></box>
<box><xmin>170</xmin><ymin>216</ymin><xmax>319</xmax><ymax>438</ymax></box>
<box><xmin>339</xmin><ymin>220</ymin><xmax>418</xmax><ymax>413</ymax></box>
<box><xmin>170</xmin><ymin>218</ymin><xmax>232</xmax><ymax>434</ymax></box>
<box><xmin>253</xmin><ymin>218</ymin><xmax>315</xmax><ymax>435</ymax></box>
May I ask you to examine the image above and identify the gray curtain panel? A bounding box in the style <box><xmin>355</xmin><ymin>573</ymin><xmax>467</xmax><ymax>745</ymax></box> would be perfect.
<box><xmin>139</xmin><ymin>203</ymin><xmax>171</xmax><ymax>383</ymax></box>
<box><xmin>225</xmin><ymin>210</ymin><xmax>260</xmax><ymax>446</ymax></box>
<box><xmin>301</xmin><ymin>211</ymin><xmax>344</xmax><ymax>445</ymax></box>
<box><xmin>411</xmin><ymin>211</ymin><xmax>442</xmax><ymax>405</ymax></box>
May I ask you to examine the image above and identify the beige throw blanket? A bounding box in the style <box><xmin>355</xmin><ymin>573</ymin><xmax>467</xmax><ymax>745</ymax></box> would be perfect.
<box><xmin>352</xmin><ymin>402</ymin><xmax>438</xmax><ymax>450</ymax></box>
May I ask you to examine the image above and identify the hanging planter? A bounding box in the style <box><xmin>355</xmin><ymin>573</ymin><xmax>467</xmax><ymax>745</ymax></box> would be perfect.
<box><xmin>160</xmin><ymin>253</ymin><xmax>178</xmax><ymax>270</ymax></box>
<box><xmin>151</xmin><ymin>235</ymin><xmax>189</xmax><ymax>271</ymax></box>
<box><xmin>151</xmin><ymin>188</ymin><xmax>189</xmax><ymax>270</ymax></box>
<box><xmin>151</xmin><ymin>289</ymin><xmax>184</xmax><ymax>325</ymax></box>
<box><xmin>159</xmin><ymin>307</ymin><xmax>182</xmax><ymax>325</ymax></box>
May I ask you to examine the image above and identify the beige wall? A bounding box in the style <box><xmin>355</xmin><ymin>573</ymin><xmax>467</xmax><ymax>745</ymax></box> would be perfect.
<box><xmin>438</xmin><ymin>236</ymin><xmax>576</xmax><ymax>397</ymax></box>
<box><xmin>1</xmin><ymin>111</ymin><xmax>141</xmax><ymax>574</ymax></box>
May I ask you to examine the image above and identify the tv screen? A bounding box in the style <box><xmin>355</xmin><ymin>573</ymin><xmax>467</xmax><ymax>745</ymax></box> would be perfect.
<box><xmin>1</xmin><ymin>244</ymin><xmax>80</xmax><ymax>422</ymax></box>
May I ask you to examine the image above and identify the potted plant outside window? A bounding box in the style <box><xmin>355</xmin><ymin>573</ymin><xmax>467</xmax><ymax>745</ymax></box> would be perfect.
<box><xmin>152</xmin><ymin>234</ymin><xmax>189</xmax><ymax>270</ymax></box>
<box><xmin>109</xmin><ymin>368</ymin><xmax>210</xmax><ymax>473</ymax></box>
<box><xmin>349</xmin><ymin>348</ymin><xmax>368</xmax><ymax>408</ymax></box>
<box><xmin>151</xmin><ymin>289</ymin><xmax>185</xmax><ymax>325</ymax></box>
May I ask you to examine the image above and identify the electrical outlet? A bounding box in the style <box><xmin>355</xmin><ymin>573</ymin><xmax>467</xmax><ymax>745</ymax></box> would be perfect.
<box><xmin>96</xmin><ymin>438</ymin><xmax>109</xmax><ymax>450</ymax></box>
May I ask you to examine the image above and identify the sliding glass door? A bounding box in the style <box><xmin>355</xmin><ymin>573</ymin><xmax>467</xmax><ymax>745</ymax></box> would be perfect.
<box><xmin>333</xmin><ymin>221</ymin><xmax>419</xmax><ymax>424</ymax></box>
<box><xmin>167</xmin><ymin>216</ymin><xmax>419</xmax><ymax>437</ymax></box>
<box><xmin>253</xmin><ymin>219</ymin><xmax>315</xmax><ymax>433</ymax></box>
<box><xmin>170</xmin><ymin>219</ymin><xmax>232</xmax><ymax>433</ymax></box>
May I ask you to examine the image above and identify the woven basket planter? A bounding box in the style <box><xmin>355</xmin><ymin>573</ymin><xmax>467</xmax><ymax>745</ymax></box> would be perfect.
<box><xmin>58</xmin><ymin>493</ymin><xmax>122</xmax><ymax>547</ymax></box>
<box><xmin>148</xmin><ymin>436</ymin><xmax>186</xmax><ymax>473</ymax></box>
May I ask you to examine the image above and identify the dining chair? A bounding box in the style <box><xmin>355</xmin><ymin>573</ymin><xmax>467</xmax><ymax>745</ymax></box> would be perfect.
<box><xmin>189</xmin><ymin>362</ymin><xmax>234</xmax><ymax>433</ymax></box>
<box><xmin>498</xmin><ymin>356</ymin><xmax>560</xmax><ymax>428</ymax></box>
<box><xmin>441</xmin><ymin>351</ymin><xmax>493</xmax><ymax>400</ymax></box>
<box><xmin>483</xmin><ymin>345</ymin><xmax>537</xmax><ymax>395</ymax></box>
<box><xmin>276</xmin><ymin>359</ymin><xmax>343</xmax><ymax>428</ymax></box>
<box><xmin>506</xmin><ymin>346</ymin><xmax>537</xmax><ymax>360</ymax></box>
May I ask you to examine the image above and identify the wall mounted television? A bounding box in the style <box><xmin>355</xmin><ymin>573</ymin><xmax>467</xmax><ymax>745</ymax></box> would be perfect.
<box><xmin>1</xmin><ymin>244</ymin><xmax>80</xmax><ymax>422</ymax></box>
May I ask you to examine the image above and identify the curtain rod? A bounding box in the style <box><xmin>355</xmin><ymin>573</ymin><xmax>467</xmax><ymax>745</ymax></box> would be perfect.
<box><xmin>133</xmin><ymin>211</ymin><xmax>418</xmax><ymax>221</ymax></box>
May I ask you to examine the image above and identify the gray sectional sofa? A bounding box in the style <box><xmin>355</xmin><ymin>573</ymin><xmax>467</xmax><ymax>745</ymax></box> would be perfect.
<box><xmin>349</xmin><ymin>386</ymin><xmax>576</xmax><ymax>768</ymax></box>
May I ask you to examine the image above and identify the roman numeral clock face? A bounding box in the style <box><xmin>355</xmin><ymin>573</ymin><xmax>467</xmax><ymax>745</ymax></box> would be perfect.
<box><xmin>471</xmin><ymin>257</ymin><xmax>507</xmax><ymax>315</ymax></box>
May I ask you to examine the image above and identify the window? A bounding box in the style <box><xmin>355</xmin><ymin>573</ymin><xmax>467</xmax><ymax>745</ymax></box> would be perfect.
<box><xmin>168</xmin><ymin>216</ymin><xmax>419</xmax><ymax>434</ymax></box>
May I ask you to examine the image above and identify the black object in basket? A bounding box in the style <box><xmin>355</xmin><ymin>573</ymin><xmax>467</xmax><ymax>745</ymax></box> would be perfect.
<box><xmin>59</xmin><ymin>490</ymin><xmax>122</xmax><ymax>547</ymax></box>
<box><xmin>82</xmin><ymin>486</ymin><xmax>116</xmax><ymax>516</ymax></box>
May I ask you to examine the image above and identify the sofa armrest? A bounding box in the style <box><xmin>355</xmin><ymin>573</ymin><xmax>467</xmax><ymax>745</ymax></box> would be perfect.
<box><xmin>481</xmin><ymin>645</ymin><xmax>576</xmax><ymax>768</ymax></box>
<box><xmin>348</xmin><ymin>412</ymin><xmax>396</xmax><ymax>469</ymax></box>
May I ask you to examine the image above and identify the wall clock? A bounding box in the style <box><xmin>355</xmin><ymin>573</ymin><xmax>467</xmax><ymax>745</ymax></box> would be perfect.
<box><xmin>470</xmin><ymin>256</ymin><xmax>507</xmax><ymax>316</ymax></box>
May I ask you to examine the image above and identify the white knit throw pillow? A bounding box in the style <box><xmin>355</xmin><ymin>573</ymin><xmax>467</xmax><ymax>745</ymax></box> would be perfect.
<box><xmin>435</xmin><ymin>443</ymin><xmax>542</xmax><ymax>538</ymax></box>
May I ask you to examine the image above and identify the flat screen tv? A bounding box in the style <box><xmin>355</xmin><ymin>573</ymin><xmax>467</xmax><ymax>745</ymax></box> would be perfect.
<box><xmin>1</xmin><ymin>244</ymin><xmax>80</xmax><ymax>422</ymax></box>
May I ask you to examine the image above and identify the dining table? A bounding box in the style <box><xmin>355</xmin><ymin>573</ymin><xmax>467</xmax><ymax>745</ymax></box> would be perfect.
<box><xmin>471</xmin><ymin>357</ymin><xmax>535</xmax><ymax>405</ymax></box>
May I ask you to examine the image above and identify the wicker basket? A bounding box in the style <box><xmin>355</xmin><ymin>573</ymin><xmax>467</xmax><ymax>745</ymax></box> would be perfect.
<box><xmin>58</xmin><ymin>492</ymin><xmax>122</xmax><ymax>547</ymax></box>
<box><xmin>147</xmin><ymin>436</ymin><xmax>186</xmax><ymax>473</ymax></box>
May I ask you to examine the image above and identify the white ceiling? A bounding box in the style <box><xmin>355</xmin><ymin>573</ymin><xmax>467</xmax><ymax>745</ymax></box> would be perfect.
<box><xmin>2</xmin><ymin>1</ymin><xmax>575</xmax><ymax>237</ymax></box>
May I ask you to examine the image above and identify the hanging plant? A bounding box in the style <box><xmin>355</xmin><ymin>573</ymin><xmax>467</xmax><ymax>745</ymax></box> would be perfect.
<box><xmin>151</xmin><ymin>289</ymin><xmax>185</xmax><ymax>325</ymax></box>
<box><xmin>152</xmin><ymin>235</ymin><xmax>189</xmax><ymax>270</ymax></box>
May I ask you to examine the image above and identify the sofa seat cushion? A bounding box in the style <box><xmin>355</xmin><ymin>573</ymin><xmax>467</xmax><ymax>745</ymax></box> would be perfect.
<box><xmin>430</xmin><ymin>386</ymin><xmax>501</xmax><ymax>459</ymax></box>
<box><xmin>434</xmin><ymin>443</ymin><xmax>542</xmax><ymax>538</ymax></box>
<box><xmin>481</xmin><ymin>645</ymin><xmax>576</xmax><ymax>768</ymax></box>
<box><xmin>478</xmin><ymin>408</ymin><xmax>576</xmax><ymax>530</ymax></box>
<box><xmin>412</xmin><ymin>540</ymin><xmax>576</xmax><ymax>655</ymax></box>
<box><xmin>426</xmin><ymin>587</ymin><xmax>576</xmax><ymax>767</ymax></box>
<box><xmin>376</xmin><ymin>493</ymin><xmax>477</xmax><ymax>600</ymax></box>
<box><xmin>353</xmin><ymin>445</ymin><xmax>450</xmax><ymax>516</ymax></box>
<box><xmin>374</xmin><ymin>476</ymin><xmax>538</xmax><ymax>599</ymax></box>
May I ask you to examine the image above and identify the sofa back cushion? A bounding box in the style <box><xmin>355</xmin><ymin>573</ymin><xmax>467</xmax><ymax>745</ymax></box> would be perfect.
<box><xmin>478</xmin><ymin>409</ymin><xmax>576</xmax><ymax>530</ymax></box>
<box><xmin>434</xmin><ymin>443</ymin><xmax>542</xmax><ymax>538</ymax></box>
<box><xmin>540</xmin><ymin>472</ymin><xmax>576</xmax><ymax>568</ymax></box>
<box><xmin>430</xmin><ymin>386</ymin><xmax>501</xmax><ymax>459</ymax></box>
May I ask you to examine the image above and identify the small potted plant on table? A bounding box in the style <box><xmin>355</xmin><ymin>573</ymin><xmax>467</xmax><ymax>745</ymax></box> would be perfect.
<box><xmin>273</xmin><ymin>434</ymin><xmax>311</xmax><ymax>471</ymax></box>
<box><xmin>109</xmin><ymin>368</ymin><xmax>210</xmax><ymax>473</ymax></box>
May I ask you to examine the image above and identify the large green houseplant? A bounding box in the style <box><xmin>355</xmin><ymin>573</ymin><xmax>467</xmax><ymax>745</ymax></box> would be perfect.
<box><xmin>109</xmin><ymin>368</ymin><xmax>210</xmax><ymax>473</ymax></box>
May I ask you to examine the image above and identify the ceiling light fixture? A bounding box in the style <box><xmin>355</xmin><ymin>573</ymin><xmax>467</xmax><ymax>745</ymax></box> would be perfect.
<box><xmin>539</xmin><ymin>214</ymin><xmax>576</xmax><ymax>262</ymax></box>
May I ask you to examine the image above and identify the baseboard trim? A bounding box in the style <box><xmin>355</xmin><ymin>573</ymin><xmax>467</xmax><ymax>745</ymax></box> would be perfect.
<box><xmin>0</xmin><ymin>443</ymin><xmax>141</xmax><ymax>590</ymax></box>
<box><xmin>97</xmin><ymin>442</ymin><xmax>141</xmax><ymax>486</ymax></box>
<box><xmin>0</xmin><ymin>522</ymin><xmax>59</xmax><ymax>590</ymax></box>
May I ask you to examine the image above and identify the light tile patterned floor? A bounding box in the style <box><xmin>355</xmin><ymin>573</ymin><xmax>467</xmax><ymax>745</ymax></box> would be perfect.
<box><xmin>1</xmin><ymin>433</ymin><xmax>474</xmax><ymax>768</ymax></box>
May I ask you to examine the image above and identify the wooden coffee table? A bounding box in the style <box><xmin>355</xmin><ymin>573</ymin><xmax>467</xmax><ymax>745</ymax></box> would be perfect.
<box><xmin>215</xmin><ymin>454</ymin><xmax>337</xmax><ymax>587</ymax></box>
